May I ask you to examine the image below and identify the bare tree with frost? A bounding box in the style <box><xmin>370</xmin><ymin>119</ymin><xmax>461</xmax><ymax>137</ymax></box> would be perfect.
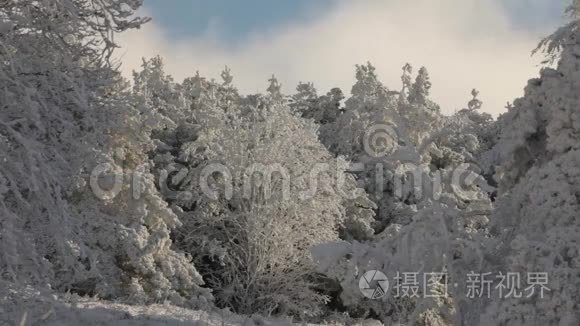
<box><xmin>133</xmin><ymin>60</ymin><xmax>375</xmax><ymax>318</ymax></box>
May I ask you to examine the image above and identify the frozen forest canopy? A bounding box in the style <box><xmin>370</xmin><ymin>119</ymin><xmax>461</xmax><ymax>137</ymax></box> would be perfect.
<box><xmin>0</xmin><ymin>1</ymin><xmax>580</xmax><ymax>325</ymax></box>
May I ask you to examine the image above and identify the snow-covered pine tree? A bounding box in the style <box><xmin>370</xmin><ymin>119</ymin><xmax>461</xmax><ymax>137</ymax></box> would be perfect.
<box><xmin>290</xmin><ymin>82</ymin><xmax>318</xmax><ymax>117</ymax></box>
<box><xmin>478</xmin><ymin>9</ymin><xmax>580</xmax><ymax>325</ymax></box>
<box><xmin>290</xmin><ymin>82</ymin><xmax>344</xmax><ymax>125</ymax></box>
<box><xmin>408</xmin><ymin>67</ymin><xmax>432</xmax><ymax>106</ymax></box>
<box><xmin>311</xmin><ymin>62</ymin><xmax>493</xmax><ymax>325</ymax></box>
<box><xmin>0</xmin><ymin>0</ymin><xmax>210</xmax><ymax>307</ymax></box>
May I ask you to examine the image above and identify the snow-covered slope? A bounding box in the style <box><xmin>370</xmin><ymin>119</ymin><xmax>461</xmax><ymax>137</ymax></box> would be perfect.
<box><xmin>0</xmin><ymin>285</ymin><xmax>289</xmax><ymax>326</ymax></box>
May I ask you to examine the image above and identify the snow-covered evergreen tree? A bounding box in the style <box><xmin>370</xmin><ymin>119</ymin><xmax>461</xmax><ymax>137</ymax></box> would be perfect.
<box><xmin>478</xmin><ymin>12</ymin><xmax>580</xmax><ymax>325</ymax></box>
<box><xmin>309</xmin><ymin>62</ymin><xmax>493</xmax><ymax>325</ymax></box>
<box><xmin>290</xmin><ymin>82</ymin><xmax>344</xmax><ymax>125</ymax></box>
<box><xmin>408</xmin><ymin>67</ymin><xmax>433</xmax><ymax>107</ymax></box>
<box><xmin>0</xmin><ymin>0</ymin><xmax>210</xmax><ymax>307</ymax></box>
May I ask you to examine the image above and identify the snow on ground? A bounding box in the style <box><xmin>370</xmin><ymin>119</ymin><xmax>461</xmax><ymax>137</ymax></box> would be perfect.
<box><xmin>0</xmin><ymin>285</ymin><xmax>294</xmax><ymax>326</ymax></box>
<box><xmin>0</xmin><ymin>285</ymin><xmax>382</xmax><ymax>326</ymax></box>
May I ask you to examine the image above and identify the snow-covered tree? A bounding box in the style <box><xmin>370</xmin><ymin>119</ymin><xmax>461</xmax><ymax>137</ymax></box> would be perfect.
<box><xmin>309</xmin><ymin>63</ymin><xmax>493</xmax><ymax>325</ymax></box>
<box><xmin>290</xmin><ymin>82</ymin><xmax>318</xmax><ymax>117</ymax></box>
<box><xmin>408</xmin><ymin>67</ymin><xmax>433</xmax><ymax>106</ymax></box>
<box><xmin>266</xmin><ymin>74</ymin><xmax>285</xmax><ymax>104</ymax></box>
<box><xmin>142</xmin><ymin>67</ymin><xmax>375</xmax><ymax>318</ymax></box>
<box><xmin>430</xmin><ymin>90</ymin><xmax>494</xmax><ymax>170</ymax></box>
<box><xmin>533</xmin><ymin>1</ymin><xmax>580</xmax><ymax>64</ymax></box>
<box><xmin>318</xmin><ymin>63</ymin><xmax>452</xmax><ymax>229</ymax></box>
<box><xmin>6</xmin><ymin>2</ymin><xmax>579</xmax><ymax>323</ymax></box>
<box><xmin>290</xmin><ymin>82</ymin><xmax>344</xmax><ymax>125</ymax></box>
<box><xmin>0</xmin><ymin>0</ymin><xmax>210</xmax><ymax>307</ymax></box>
<box><xmin>132</xmin><ymin>56</ymin><xmax>187</xmax><ymax>127</ymax></box>
<box><xmin>478</xmin><ymin>15</ymin><xmax>580</xmax><ymax>326</ymax></box>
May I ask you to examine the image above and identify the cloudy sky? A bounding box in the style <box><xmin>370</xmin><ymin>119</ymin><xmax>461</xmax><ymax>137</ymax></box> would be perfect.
<box><xmin>117</xmin><ymin>0</ymin><xmax>568</xmax><ymax>116</ymax></box>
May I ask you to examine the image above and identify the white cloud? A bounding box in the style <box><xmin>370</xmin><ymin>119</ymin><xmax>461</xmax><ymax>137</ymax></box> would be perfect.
<box><xmin>116</xmin><ymin>0</ymin><xmax>557</xmax><ymax>116</ymax></box>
